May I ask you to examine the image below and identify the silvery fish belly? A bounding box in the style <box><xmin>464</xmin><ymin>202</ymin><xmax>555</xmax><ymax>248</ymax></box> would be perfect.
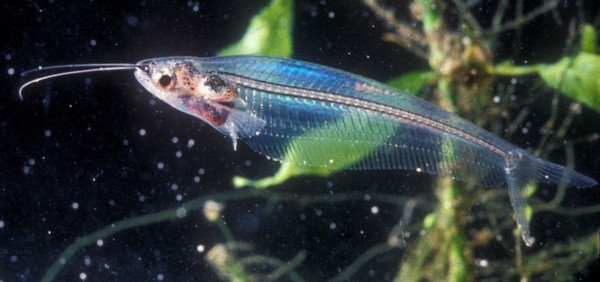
<box><xmin>133</xmin><ymin>55</ymin><xmax>597</xmax><ymax>246</ymax></box>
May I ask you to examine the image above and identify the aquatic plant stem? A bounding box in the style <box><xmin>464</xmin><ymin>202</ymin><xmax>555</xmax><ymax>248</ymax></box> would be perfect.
<box><xmin>41</xmin><ymin>189</ymin><xmax>263</xmax><ymax>282</ymax></box>
<box><xmin>43</xmin><ymin>189</ymin><xmax>427</xmax><ymax>281</ymax></box>
<box><xmin>395</xmin><ymin>178</ymin><xmax>470</xmax><ymax>281</ymax></box>
<box><xmin>493</xmin><ymin>63</ymin><xmax>541</xmax><ymax>76</ymax></box>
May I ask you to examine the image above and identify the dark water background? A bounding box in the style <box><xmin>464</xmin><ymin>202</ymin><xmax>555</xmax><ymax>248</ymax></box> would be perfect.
<box><xmin>1</xmin><ymin>1</ymin><xmax>599</xmax><ymax>281</ymax></box>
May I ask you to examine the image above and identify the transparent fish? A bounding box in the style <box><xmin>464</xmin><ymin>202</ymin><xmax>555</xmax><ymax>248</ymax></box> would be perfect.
<box><xmin>21</xmin><ymin>55</ymin><xmax>598</xmax><ymax>246</ymax></box>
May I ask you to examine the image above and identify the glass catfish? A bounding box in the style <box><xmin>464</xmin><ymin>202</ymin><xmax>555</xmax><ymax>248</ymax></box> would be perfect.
<box><xmin>20</xmin><ymin>55</ymin><xmax>597</xmax><ymax>246</ymax></box>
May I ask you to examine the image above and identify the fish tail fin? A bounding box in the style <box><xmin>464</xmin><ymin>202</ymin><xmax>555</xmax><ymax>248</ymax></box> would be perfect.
<box><xmin>529</xmin><ymin>155</ymin><xmax>598</xmax><ymax>188</ymax></box>
<box><xmin>505</xmin><ymin>150</ymin><xmax>598</xmax><ymax>247</ymax></box>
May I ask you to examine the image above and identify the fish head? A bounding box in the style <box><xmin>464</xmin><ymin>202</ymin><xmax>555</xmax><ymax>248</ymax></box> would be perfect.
<box><xmin>135</xmin><ymin>58</ymin><xmax>236</xmax><ymax>107</ymax></box>
<box><xmin>134</xmin><ymin>57</ymin><xmax>264</xmax><ymax>150</ymax></box>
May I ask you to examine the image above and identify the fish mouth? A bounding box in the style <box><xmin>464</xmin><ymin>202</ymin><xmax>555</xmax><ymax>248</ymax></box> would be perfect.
<box><xmin>135</xmin><ymin>62</ymin><xmax>153</xmax><ymax>77</ymax></box>
<box><xmin>133</xmin><ymin>65</ymin><xmax>154</xmax><ymax>93</ymax></box>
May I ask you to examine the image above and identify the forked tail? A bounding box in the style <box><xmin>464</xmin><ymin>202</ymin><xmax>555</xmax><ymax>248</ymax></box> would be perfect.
<box><xmin>504</xmin><ymin>150</ymin><xmax>597</xmax><ymax>246</ymax></box>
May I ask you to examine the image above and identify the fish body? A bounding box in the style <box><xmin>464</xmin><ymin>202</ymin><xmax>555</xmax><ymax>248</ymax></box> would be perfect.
<box><xmin>24</xmin><ymin>55</ymin><xmax>597</xmax><ymax>246</ymax></box>
<box><xmin>133</xmin><ymin>56</ymin><xmax>597</xmax><ymax>246</ymax></box>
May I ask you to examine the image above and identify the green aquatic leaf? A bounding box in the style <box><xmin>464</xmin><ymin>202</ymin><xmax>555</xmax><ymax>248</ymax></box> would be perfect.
<box><xmin>233</xmin><ymin>160</ymin><xmax>333</xmax><ymax>189</ymax></box>
<box><xmin>387</xmin><ymin>70</ymin><xmax>436</xmax><ymax>95</ymax></box>
<box><xmin>234</xmin><ymin>116</ymin><xmax>385</xmax><ymax>189</ymax></box>
<box><xmin>218</xmin><ymin>0</ymin><xmax>293</xmax><ymax>58</ymax></box>
<box><xmin>539</xmin><ymin>52</ymin><xmax>600</xmax><ymax>112</ymax></box>
<box><xmin>581</xmin><ymin>24</ymin><xmax>598</xmax><ymax>54</ymax></box>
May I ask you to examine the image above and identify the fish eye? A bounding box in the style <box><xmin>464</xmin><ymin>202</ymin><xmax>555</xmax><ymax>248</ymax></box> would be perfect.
<box><xmin>158</xmin><ymin>75</ymin><xmax>172</xmax><ymax>87</ymax></box>
<box><xmin>154</xmin><ymin>69</ymin><xmax>176</xmax><ymax>90</ymax></box>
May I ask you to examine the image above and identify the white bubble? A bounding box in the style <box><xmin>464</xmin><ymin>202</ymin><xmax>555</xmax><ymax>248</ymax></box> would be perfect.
<box><xmin>193</xmin><ymin>176</ymin><xmax>200</xmax><ymax>183</ymax></box>
<box><xmin>0</xmin><ymin>220</ymin><xmax>5</xmax><ymax>228</ymax></box>
<box><xmin>89</xmin><ymin>39</ymin><xmax>97</xmax><ymax>46</ymax></box>
<box><xmin>329</xmin><ymin>222</ymin><xmax>337</xmax><ymax>229</ymax></box>
<box><xmin>7</xmin><ymin>68</ymin><xmax>14</xmax><ymax>75</ymax></box>
<box><xmin>79</xmin><ymin>272</ymin><xmax>87</xmax><ymax>280</ymax></box>
<box><xmin>10</xmin><ymin>255</ymin><xmax>17</xmax><ymax>262</ymax></box>
<box><xmin>84</xmin><ymin>256</ymin><xmax>91</xmax><ymax>266</ymax></box>
<box><xmin>175</xmin><ymin>150</ymin><xmax>182</xmax><ymax>158</ymax></box>
<box><xmin>157</xmin><ymin>274</ymin><xmax>164</xmax><ymax>281</ymax></box>
<box><xmin>476</xmin><ymin>258</ymin><xmax>489</xmax><ymax>267</ymax></box>
<box><xmin>157</xmin><ymin>162</ymin><xmax>164</xmax><ymax>169</ymax></box>
<box><xmin>198</xmin><ymin>168</ymin><xmax>205</xmax><ymax>175</ymax></box>
<box><xmin>5</xmin><ymin>54</ymin><xmax>12</xmax><ymax>60</ymax></box>
<box><xmin>171</xmin><ymin>137</ymin><xmax>179</xmax><ymax>143</ymax></box>
<box><xmin>328</xmin><ymin>11</ymin><xmax>335</xmax><ymax>18</ymax></box>
<box><xmin>196</xmin><ymin>244</ymin><xmax>205</xmax><ymax>252</ymax></box>
<box><xmin>28</xmin><ymin>159</ymin><xmax>35</xmax><ymax>165</ymax></box>
<box><xmin>72</xmin><ymin>202</ymin><xmax>79</xmax><ymax>210</ymax></box>
<box><xmin>371</xmin><ymin>206</ymin><xmax>379</xmax><ymax>214</ymax></box>
<box><xmin>171</xmin><ymin>184</ymin><xmax>178</xmax><ymax>190</ymax></box>
<box><xmin>139</xmin><ymin>129</ymin><xmax>146</xmax><ymax>136</ymax></box>
<box><xmin>97</xmin><ymin>239</ymin><xmax>104</xmax><ymax>246</ymax></box>
<box><xmin>44</xmin><ymin>129</ymin><xmax>52</xmax><ymax>137</ymax></box>
<box><xmin>187</xmin><ymin>139</ymin><xmax>195</xmax><ymax>148</ymax></box>
<box><xmin>176</xmin><ymin>194</ymin><xmax>182</xmax><ymax>201</ymax></box>
<box><xmin>138</xmin><ymin>195</ymin><xmax>145</xmax><ymax>202</ymax></box>
<box><xmin>22</xmin><ymin>166</ymin><xmax>30</xmax><ymax>175</ymax></box>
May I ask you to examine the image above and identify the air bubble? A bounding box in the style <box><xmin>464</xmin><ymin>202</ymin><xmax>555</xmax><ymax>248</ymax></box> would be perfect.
<box><xmin>371</xmin><ymin>206</ymin><xmax>379</xmax><ymax>214</ymax></box>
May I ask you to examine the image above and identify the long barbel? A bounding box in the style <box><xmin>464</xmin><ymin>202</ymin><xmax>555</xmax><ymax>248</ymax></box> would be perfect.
<box><xmin>20</xmin><ymin>55</ymin><xmax>598</xmax><ymax>246</ymax></box>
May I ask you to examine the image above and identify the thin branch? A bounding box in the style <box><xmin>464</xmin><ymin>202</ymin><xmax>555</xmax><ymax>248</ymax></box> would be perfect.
<box><xmin>363</xmin><ymin>0</ymin><xmax>428</xmax><ymax>57</ymax></box>
<box><xmin>491</xmin><ymin>0</ymin><xmax>510</xmax><ymax>35</ymax></box>
<box><xmin>450</xmin><ymin>0</ymin><xmax>484</xmax><ymax>37</ymax></box>
<box><xmin>466</xmin><ymin>0</ymin><xmax>483</xmax><ymax>8</ymax></box>
<box><xmin>486</xmin><ymin>0</ymin><xmax>560</xmax><ymax>35</ymax></box>
<box><xmin>328</xmin><ymin>242</ymin><xmax>397</xmax><ymax>282</ymax></box>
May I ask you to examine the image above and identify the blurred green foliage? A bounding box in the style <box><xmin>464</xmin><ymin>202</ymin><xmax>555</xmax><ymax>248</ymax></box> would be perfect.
<box><xmin>218</xmin><ymin>0</ymin><xmax>293</xmax><ymax>58</ymax></box>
